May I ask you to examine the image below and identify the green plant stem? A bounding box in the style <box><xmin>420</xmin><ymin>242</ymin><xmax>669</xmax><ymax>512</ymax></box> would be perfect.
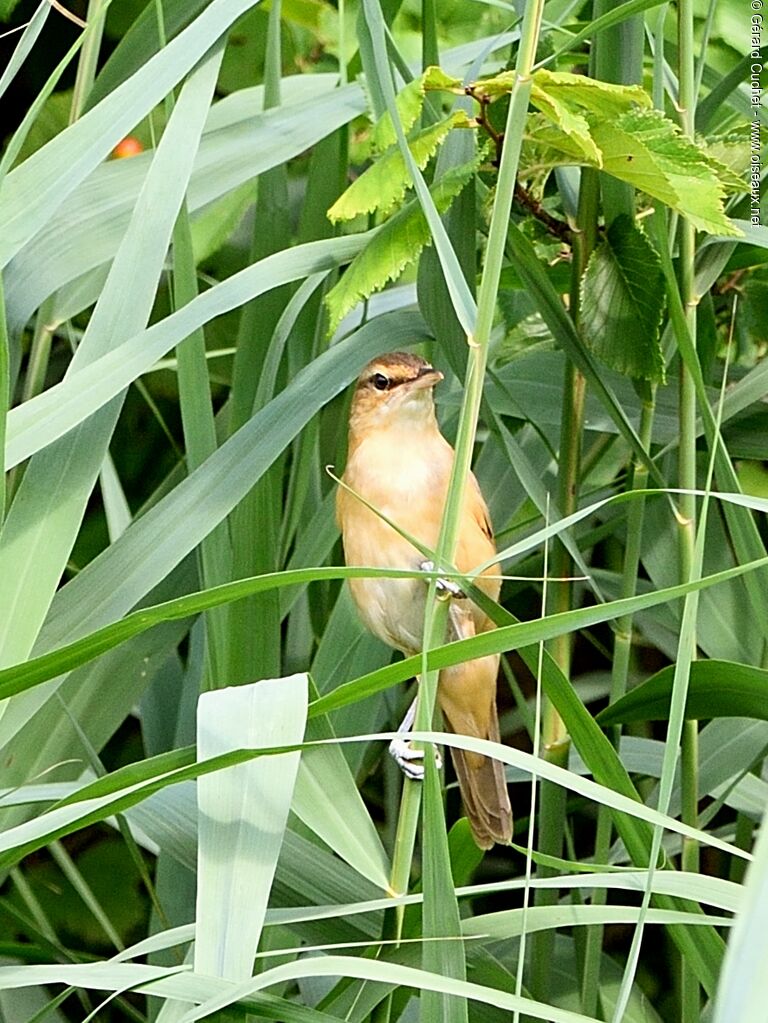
<box><xmin>69</xmin><ymin>0</ymin><xmax>108</xmax><ymax>123</ymax></box>
<box><xmin>0</xmin><ymin>275</ymin><xmax>7</xmax><ymax>524</ymax></box>
<box><xmin>8</xmin><ymin>3</ymin><xmax>108</xmax><ymax>508</ymax></box>
<box><xmin>531</xmin><ymin>166</ymin><xmax>598</xmax><ymax>1005</ymax></box>
<box><xmin>677</xmin><ymin>0</ymin><xmax>701</xmax><ymax>1016</ymax></box>
<box><xmin>581</xmin><ymin>392</ymin><xmax>655</xmax><ymax>1018</ymax></box>
<box><xmin>383</xmin><ymin>0</ymin><xmax>545</xmax><ymax>958</ymax></box>
<box><xmin>579</xmin><ymin>10</ymin><xmax>646</xmax><ymax>1011</ymax></box>
<box><xmin>225</xmin><ymin>0</ymin><xmax>287</xmax><ymax>685</ymax></box>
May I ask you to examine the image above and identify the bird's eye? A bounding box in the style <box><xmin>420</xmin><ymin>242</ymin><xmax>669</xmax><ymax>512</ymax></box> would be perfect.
<box><xmin>371</xmin><ymin>373</ymin><xmax>390</xmax><ymax>391</ymax></box>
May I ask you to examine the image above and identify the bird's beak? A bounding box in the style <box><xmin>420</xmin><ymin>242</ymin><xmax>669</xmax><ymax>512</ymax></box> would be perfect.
<box><xmin>406</xmin><ymin>367</ymin><xmax>444</xmax><ymax>391</ymax></box>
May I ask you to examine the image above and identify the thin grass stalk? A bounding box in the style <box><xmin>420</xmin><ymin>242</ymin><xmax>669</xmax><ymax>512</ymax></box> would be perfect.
<box><xmin>338</xmin><ymin>0</ymin><xmax>347</xmax><ymax>85</ymax></box>
<box><xmin>68</xmin><ymin>0</ymin><xmax>108</xmax><ymax>123</ymax></box>
<box><xmin>9</xmin><ymin>5</ymin><xmax>108</xmax><ymax>504</ymax></box>
<box><xmin>225</xmin><ymin>0</ymin><xmax>288</xmax><ymax>685</ymax></box>
<box><xmin>384</xmin><ymin>0</ymin><xmax>545</xmax><ymax>945</ymax></box>
<box><xmin>581</xmin><ymin>391</ymin><xmax>655</xmax><ymax>1017</ymax></box>
<box><xmin>422</xmin><ymin>0</ymin><xmax>438</xmax><ymax>68</ymax></box>
<box><xmin>0</xmin><ymin>276</ymin><xmax>7</xmax><ymax>523</ymax></box>
<box><xmin>172</xmin><ymin>209</ymin><xmax>232</xmax><ymax>685</ymax></box>
<box><xmin>49</xmin><ymin>839</ymin><xmax>124</xmax><ymax>951</ymax></box>
<box><xmin>513</xmin><ymin>504</ymin><xmax>550</xmax><ymax>1023</ymax></box>
<box><xmin>610</xmin><ymin>338</ymin><xmax>733</xmax><ymax>1023</ymax></box>
<box><xmin>676</xmin><ymin>0</ymin><xmax>701</xmax><ymax>1015</ymax></box>
<box><xmin>579</xmin><ymin>11</ymin><xmax>645</xmax><ymax>1012</ymax></box>
<box><xmin>531</xmin><ymin>164</ymin><xmax>598</xmax><ymax>1005</ymax></box>
<box><xmin>154</xmin><ymin>3</ymin><xmax>231</xmax><ymax>685</ymax></box>
<box><xmin>20</xmin><ymin>297</ymin><xmax>55</xmax><ymax>404</ymax></box>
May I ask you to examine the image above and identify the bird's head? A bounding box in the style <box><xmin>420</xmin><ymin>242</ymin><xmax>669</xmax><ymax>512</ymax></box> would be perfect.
<box><xmin>348</xmin><ymin>352</ymin><xmax>444</xmax><ymax>438</ymax></box>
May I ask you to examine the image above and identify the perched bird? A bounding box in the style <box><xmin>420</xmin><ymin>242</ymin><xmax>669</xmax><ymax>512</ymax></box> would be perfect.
<box><xmin>336</xmin><ymin>351</ymin><xmax>512</xmax><ymax>849</ymax></box>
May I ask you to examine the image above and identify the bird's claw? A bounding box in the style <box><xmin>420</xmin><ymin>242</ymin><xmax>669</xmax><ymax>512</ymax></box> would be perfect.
<box><xmin>389</xmin><ymin>736</ymin><xmax>443</xmax><ymax>780</ymax></box>
<box><xmin>420</xmin><ymin>560</ymin><xmax>466</xmax><ymax>600</ymax></box>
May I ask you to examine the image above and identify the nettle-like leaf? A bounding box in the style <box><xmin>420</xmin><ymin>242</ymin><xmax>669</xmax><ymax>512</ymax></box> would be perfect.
<box><xmin>591</xmin><ymin>109</ymin><xmax>741</xmax><ymax>236</ymax></box>
<box><xmin>328</xmin><ymin>110</ymin><xmax>472</xmax><ymax>223</ymax></box>
<box><xmin>532</xmin><ymin>69</ymin><xmax>651</xmax><ymax>120</ymax></box>
<box><xmin>580</xmin><ymin>214</ymin><xmax>666</xmax><ymax>384</ymax></box>
<box><xmin>522</xmin><ymin>110</ymin><xmax>740</xmax><ymax>236</ymax></box>
<box><xmin>371</xmin><ymin>77</ymin><xmax>426</xmax><ymax>154</ymax></box>
<box><xmin>529</xmin><ymin>70</ymin><xmax>651</xmax><ymax>166</ymax></box>
<box><xmin>370</xmin><ymin>66</ymin><xmax>464</xmax><ymax>154</ymax></box>
<box><xmin>325</xmin><ymin>155</ymin><xmax>482</xmax><ymax>334</ymax></box>
<box><xmin>699</xmin><ymin>131</ymin><xmax>752</xmax><ymax>192</ymax></box>
<box><xmin>423</xmin><ymin>66</ymin><xmax>464</xmax><ymax>93</ymax></box>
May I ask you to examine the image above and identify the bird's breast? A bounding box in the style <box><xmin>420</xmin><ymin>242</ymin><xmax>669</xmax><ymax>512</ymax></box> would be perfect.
<box><xmin>337</xmin><ymin>431</ymin><xmax>451</xmax><ymax>653</ymax></box>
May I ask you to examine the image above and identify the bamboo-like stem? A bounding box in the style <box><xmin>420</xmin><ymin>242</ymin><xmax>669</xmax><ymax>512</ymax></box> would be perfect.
<box><xmin>0</xmin><ymin>277</ymin><xmax>7</xmax><ymax>524</ymax></box>
<box><xmin>676</xmin><ymin>0</ymin><xmax>701</xmax><ymax>1016</ymax></box>
<box><xmin>531</xmin><ymin>166</ymin><xmax>597</xmax><ymax>1004</ymax></box>
<box><xmin>581</xmin><ymin>392</ymin><xmax>655</xmax><ymax>1017</ymax></box>
<box><xmin>384</xmin><ymin>0</ymin><xmax>546</xmax><ymax>928</ymax></box>
<box><xmin>9</xmin><ymin>0</ymin><xmax>109</xmax><ymax>506</ymax></box>
<box><xmin>68</xmin><ymin>0</ymin><xmax>108</xmax><ymax>123</ymax></box>
<box><xmin>579</xmin><ymin>9</ymin><xmax>646</xmax><ymax>1012</ymax></box>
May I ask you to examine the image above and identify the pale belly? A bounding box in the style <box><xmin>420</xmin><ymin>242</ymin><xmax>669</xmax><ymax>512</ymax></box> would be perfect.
<box><xmin>348</xmin><ymin>561</ymin><xmax>429</xmax><ymax>655</ymax></box>
<box><xmin>337</xmin><ymin>426</ymin><xmax>496</xmax><ymax>654</ymax></box>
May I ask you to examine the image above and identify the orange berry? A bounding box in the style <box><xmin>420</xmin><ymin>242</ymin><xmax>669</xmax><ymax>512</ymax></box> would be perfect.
<box><xmin>112</xmin><ymin>136</ymin><xmax>143</xmax><ymax>159</ymax></box>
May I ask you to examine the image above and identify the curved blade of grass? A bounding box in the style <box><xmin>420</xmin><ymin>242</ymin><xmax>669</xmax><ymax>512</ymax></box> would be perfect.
<box><xmin>0</xmin><ymin>1</ymin><xmax>49</xmax><ymax>103</ymax></box>
<box><xmin>598</xmin><ymin>660</ymin><xmax>768</xmax><ymax>725</ymax></box>
<box><xmin>0</xmin><ymin>41</ymin><xmax>224</xmax><ymax>681</ymax></box>
<box><xmin>0</xmin><ymin>0</ymin><xmax>263</xmax><ymax>268</ymax></box>
<box><xmin>360</xmin><ymin>0</ymin><xmax>476</xmax><ymax>336</ymax></box>
<box><xmin>6</xmin><ymin>81</ymin><xmax>367</xmax><ymax>331</ymax></box>
<box><xmin>5</xmin><ymin>232</ymin><xmax>373</xmax><ymax>469</ymax></box>
<box><xmin>112</xmin><ymin>865</ymin><xmax>743</xmax><ymax>953</ymax></box>
<box><xmin>2</xmin><ymin>495</ymin><xmax>766</xmax><ymax>702</ymax></box>
<box><xmin>541</xmin><ymin>0</ymin><xmax>668</xmax><ymax>67</ymax></box>
<box><xmin>312</xmin><ymin>555</ymin><xmax>768</xmax><ymax>716</ymax></box>
<box><xmin>0</xmin><ymin>962</ymin><xmax>339</xmax><ymax>1022</ymax></box>
<box><xmin>171</xmin><ymin>948</ymin><xmax>680</xmax><ymax>1022</ymax></box>
<box><xmin>0</xmin><ymin>728</ymin><xmax>749</xmax><ymax>874</ymax></box>
<box><xmin>195</xmin><ymin>677</ymin><xmax>306</xmax><ymax>980</ymax></box>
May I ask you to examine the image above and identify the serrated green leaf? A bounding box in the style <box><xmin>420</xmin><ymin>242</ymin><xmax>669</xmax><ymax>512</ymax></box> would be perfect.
<box><xmin>371</xmin><ymin>76</ymin><xmax>426</xmax><ymax>154</ymax></box>
<box><xmin>532</xmin><ymin>69</ymin><xmax>651</xmax><ymax>118</ymax></box>
<box><xmin>370</xmin><ymin>65</ymin><xmax>465</xmax><ymax>155</ymax></box>
<box><xmin>699</xmin><ymin>131</ymin><xmax>752</xmax><ymax>193</ymax></box>
<box><xmin>528</xmin><ymin>71</ymin><xmax>651</xmax><ymax>166</ymax></box>
<box><xmin>597</xmin><ymin>660</ymin><xmax>768</xmax><ymax>726</ymax></box>
<box><xmin>580</xmin><ymin>214</ymin><xmax>666</xmax><ymax>383</ymax></box>
<box><xmin>530</xmin><ymin>84</ymin><xmax>601</xmax><ymax>165</ymax></box>
<box><xmin>423</xmin><ymin>64</ymin><xmax>464</xmax><ymax>93</ymax></box>
<box><xmin>592</xmin><ymin>109</ymin><xmax>742</xmax><ymax>236</ymax></box>
<box><xmin>467</xmin><ymin>70</ymin><xmax>516</xmax><ymax>102</ymax></box>
<box><xmin>325</xmin><ymin>155</ymin><xmax>481</xmax><ymax>332</ymax></box>
<box><xmin>328</xmin><ymin>110</ymin><xmax>471</xmax><ymax>223</ymax></box>
<box><xmin>524</xmin><ymin>108</ymin><xmax>742</xmax><ymax>236</ymax></box>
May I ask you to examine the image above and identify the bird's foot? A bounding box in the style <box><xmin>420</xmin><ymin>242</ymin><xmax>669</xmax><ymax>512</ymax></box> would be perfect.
<box><xmin>389</xmin><ymin>736</ymin><xmax>443</xmax><ymax>781</ymax></box>
<box><xmin>420</xmin><ymin>560</ymin><xmax>466</xmax><ymax>600</ymax></box>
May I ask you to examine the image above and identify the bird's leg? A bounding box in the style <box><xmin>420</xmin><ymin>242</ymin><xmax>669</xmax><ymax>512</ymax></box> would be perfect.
<box><xmin>420</xmin><ymin>559</ymin><xmax>466</xmax><ymax>600</ymax></box>
<box><xmin>389</xmin><ymin>696</ymin><xmax>443</xmax><ymax>780</ymax></box>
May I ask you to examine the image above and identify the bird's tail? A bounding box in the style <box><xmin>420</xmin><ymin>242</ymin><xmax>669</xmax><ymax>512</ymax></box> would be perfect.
<box><xmin>438</xmin><ymin>604</ymin><xmax>512</xmax><ymax>849</ymax></box>
<box><xmin>444</xmin><ymin>698</ymin><xmax>513</xmax><ymax>850</ymax></box>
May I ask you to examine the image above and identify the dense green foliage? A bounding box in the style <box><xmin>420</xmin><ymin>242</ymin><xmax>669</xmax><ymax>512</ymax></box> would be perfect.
<box><xmin>0</xmin><ymin>0</ymin><xmax>765</xmax><ymax>1021</ymax></box>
